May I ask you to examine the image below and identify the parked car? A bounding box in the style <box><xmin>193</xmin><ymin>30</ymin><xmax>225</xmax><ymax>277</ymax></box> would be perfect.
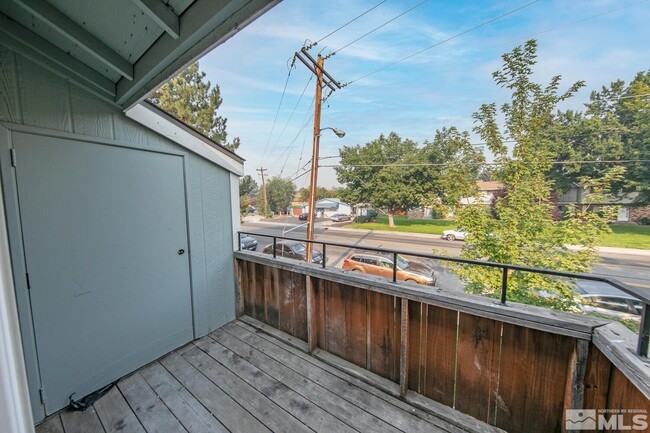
<box><xmin>330</xmin><ymin>213</ymin><xmax>351</xmax><ymax>222</ymax></box>
<box><xmin>342</xmin><ymin>252</ymin><xmax>437</xmax><ymax>286</ymax></box>
<box><xmin>240</xmin><ymin>236</ymin><xmax>257</xmax><ymax>251</ymax></box>
<box><xmin>298</xmin><ymin>212</ymin><xmax>316</xmax><ymax>221</ymax></box>
<box><xmin>574</xmin><ymin>282</ymin><xmax>642</xmax><ymax>322</ymax></box>
<box><xmin>441</xmin><ymin>229</ymin><xmax>468</xmax><ymax>241</ymax></box>
<box><xmin>262</xmin><ymin>240</ymin><xmax>324</xmax><ymax>264</ymax></box>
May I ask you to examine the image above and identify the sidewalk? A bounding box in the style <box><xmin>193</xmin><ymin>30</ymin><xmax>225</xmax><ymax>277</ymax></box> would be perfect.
<box><xmin>244</xmin><ymin>218</ymin><xmax>650</xmax><ymax>257</ymax></box>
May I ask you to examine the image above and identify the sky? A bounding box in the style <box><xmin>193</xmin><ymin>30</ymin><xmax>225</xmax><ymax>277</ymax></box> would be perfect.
<box><xmin>199</xmin><ymin>0</ymin><xmax>650</xmax><ymax>188</ymax></box>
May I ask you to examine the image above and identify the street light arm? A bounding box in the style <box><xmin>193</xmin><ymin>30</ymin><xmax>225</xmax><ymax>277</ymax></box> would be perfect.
<box><xmin>320</xmin><ymin>126</ymin><xmax>345</xmax><ymax>138</ymax></box>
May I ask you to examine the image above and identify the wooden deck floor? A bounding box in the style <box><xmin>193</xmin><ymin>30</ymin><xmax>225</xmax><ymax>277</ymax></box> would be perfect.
<box><xmin>37</xmin><ymin>319</ymin><xmax>484</xmax><ymax>433</ymax></box>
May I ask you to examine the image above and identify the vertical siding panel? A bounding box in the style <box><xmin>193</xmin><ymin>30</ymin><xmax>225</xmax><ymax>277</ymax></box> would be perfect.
<box><xmin>69</xmin><ymin>84</ymin><xmax>114</xmax><ymax>139</ymax></box>
<box><xmin>344</xmin><ymin>284</ymin><xmax>367</xmax><ymax>369</ymax></box>
<box><xmin>16</xmin><ymin>55</ymin><xmax>72</xmax><ymax>131</ymax></box>
<box><xmin>423</xmin><ymin>305</ymin><xmax>457</xmax><ymax>407</ymax></box>
<box><xmin>496</xmin><ymin>325</ymin><xmax>574</xmax><ymax>433</ymax></box>
<box><xmin>454</xmin><ymin>314</ymin><xmax>501</xmax><ymax>423</ymax></box>
<box><xmin>0</xmin><ymin>47</ymin><xmax>22</xmax><ymax>123</ymax></box>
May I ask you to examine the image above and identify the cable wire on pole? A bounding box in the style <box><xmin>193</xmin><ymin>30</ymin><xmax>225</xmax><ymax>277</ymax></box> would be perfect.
<box><xmin>320</xmin><ymin>159</ymin><xmax>650</xmax><ymax>169</ymax></box>
<box><xmin>343</xmin><ymin>0</ymin><xmax>540</xmax><ymax>86</ymax></box>
<box><xmin>307</xmin><ymin>0</ymin><xmax>390</xmax><ymax>50</ymax></box>
<box><xmin>324</xmin><ymin>0</ymin><xmax>428</xmax><ymax>59</ymax></box>
<box><xmin>261</xmin><ymin>56</ymin><xmax>296</xmax><ymax>161</ymax></box>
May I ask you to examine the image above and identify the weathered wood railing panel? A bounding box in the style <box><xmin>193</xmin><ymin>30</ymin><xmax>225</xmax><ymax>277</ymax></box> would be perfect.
<box><xmin>237</xmin><ymin>259</ymin><xmax>307</xmax><ymax>341</ymax></box>
<box><xmin>235</xmin><ymin>252</ymin><xmax>650</xmax><ymax>433</ymax></box>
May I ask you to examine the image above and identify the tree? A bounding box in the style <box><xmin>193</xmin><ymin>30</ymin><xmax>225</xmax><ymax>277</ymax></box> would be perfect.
<box><xmin>149</xmin><ymin>62</ymin><xmax>241</xmax><ymax>152</ymax></box>
<box><xmin>297</xmin><ymin>186</ymin><xmax>343</xmax><ymax>202</ymax></box>
<box><xmin>239</xmin><ymin>175</ymin><xmax>258</xmax><ymax>197</ymax></box>
<box><xmin>453</xmin><ymin>40</ymin><xmax>621</xmax><ymax>311</ymax></box>
<box><xmin>420</xmin><ymin>127</ymin><xmax>485</xmax><ymax>213</ymax></box>
<box><xmin>262</xmin><ymin>177</ymin><xmax>295</xmax><ymax>215</ymax></box>
<box><xmin>610</xmin><ymin>71</ymin><xmax>650</xmax><ymax>205</ymax></box>
<box><xmin>336</xmin><ymin>132</ymin><xmax>426</xmax><ymax>227</ymax></box>
<box><xmin>547</xmin><ymin>70</ymin><xmax>650</xmax><ymax>205</ymax></box>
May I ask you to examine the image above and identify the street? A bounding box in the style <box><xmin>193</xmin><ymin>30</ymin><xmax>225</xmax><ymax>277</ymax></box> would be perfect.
<box><xmin>240</xmin><ymin>220</ymin><xmax>650</xmax><ymax>295</ymax></box>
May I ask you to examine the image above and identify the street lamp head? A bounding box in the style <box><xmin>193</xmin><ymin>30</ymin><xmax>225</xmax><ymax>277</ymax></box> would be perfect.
<box><xmin>331</xmin><ymin>128</ymin><xmax>346</xmax><ymax>138</ymax></box>
<box><xmin>320</xmin><ymin>126</ymin><xmax>346</xmax><ymax>138</ymax></box>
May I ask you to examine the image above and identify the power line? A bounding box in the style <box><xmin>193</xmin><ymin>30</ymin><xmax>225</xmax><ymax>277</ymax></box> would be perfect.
<box><xmin>307</xmin><ymin>0</ymin><xmax>390</xmax><ymax>49</ymax></box>
<box><xmin>342</xmin><ymin>0</ymin><xmax>540</xmax><ymax>87</ymax></box>
<box><xmin>279</xmin><ymin>102</ymin><xmax>315</xmax><ymax>175</ymax></box>
<box><xmin>261</xmin><ymin>57</ymin><xmax>295</xmax><ymax>161</ymax></box>
<box><xmin>319</xmin><ymin>159</ymin><xmax>650</xmax><ymax>169</ymax></box>
<box><xmin>502</xmin><ymin>0</ymin><xmax>649</xmax><ymax>49</ymax></box>
<box><xmin>324</xmin><ymin>0</ymin><xmax>428</xmax><ymax>59</ymax></box>
<box><xmin>266</xmin><ymin>76</ymin><xmax>314</xmax><ymax>171</ymax></box>
<box><xmin>271</xmin><ymin>95</ymin><xmax>315</xmax><ymax>175</ymax></box>
<box><xmin>334</xmin><ymin>1</ymin><xmax>646</xmax><ymax>100</ymax></box>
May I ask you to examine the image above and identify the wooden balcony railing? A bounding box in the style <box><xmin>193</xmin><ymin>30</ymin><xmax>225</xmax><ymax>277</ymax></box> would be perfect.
<box><xmin>234</xmin><ymin>250</ymin><xmax>650</xmax><ymax>433</ymax></box>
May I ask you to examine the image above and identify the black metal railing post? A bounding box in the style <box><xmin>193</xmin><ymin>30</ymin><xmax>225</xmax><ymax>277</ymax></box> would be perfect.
<box><xmin>639</xmin><ymin>304</ymin><xmax>650</xmax><ymax>357</ymax></box>
<box><xmin>322</xmin><ymin>243</ymin><xmax>327</xmax><ymax>269</ymax></box>
<box><xmin>237</xmin><ymin>232</ymin><xmax>241</xmax><ymax>251</ymax></box>
<box><xmin>393</xmin><ymin>252</ymin><xmax>398</xmax><ymax>282</ymax></box>
<box><xmin>272</xmin><ymin>237</ymin><xmax>277</xmax><ymax>259</ymax></box>
<box><xmin>500</xmin><ymin>267</ymin><xmax>508</xmax><ymax>305</ymax></box>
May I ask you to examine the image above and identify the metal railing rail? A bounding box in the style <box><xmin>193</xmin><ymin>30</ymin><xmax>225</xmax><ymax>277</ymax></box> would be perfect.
<box><xmin>237</xmin><ymin>231</ymin><xmax>650</xmax><ymax>357</ymax></box>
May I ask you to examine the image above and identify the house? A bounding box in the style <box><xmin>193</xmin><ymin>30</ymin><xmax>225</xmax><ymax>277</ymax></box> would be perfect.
<box><xmin>0</xmin><ymin>0</ymin><xmax>279</xmax><ymax>430</ymax></box>
<box><xmin>557</xmin><ymin>183</ymin><xmax>650</xmax><ymax>223</ymax></box>
<box><xmin>302</xmin><ymin>198</ymin><xmax>352</xmax><ymax>218</ymax></box>
<box><xmin>459</xmin><ymin>180</ymin><xmax>504</xmax><ymax>205</ymax></box>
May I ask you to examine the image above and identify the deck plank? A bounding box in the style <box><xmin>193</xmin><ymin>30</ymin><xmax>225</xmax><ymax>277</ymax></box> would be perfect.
<box><xmin>208</xmin><ymin>328</ymin><xmax>402</xmax><ymax>433</ymax></box>
<box><xmin>118</xmin><ymin>372</ymin><xmax>188</xmax><ymax>433</ymax></box>
<box><xmin>60</xmin><ymin>409</ymin><xmax>105</xmax><ymax>433</ymax></box>
<box><xmin>139</xmin><ymin>361</ymin><xmax>229</xmax><ymax>433</ymax></box>
<box><xmin>93</xmin><ymin>386</ymin><xmax>146</xmax><ymax>433</ymax></box>
<box><xmin>159</xmin><ymin>351</ymin><xmax>272</xmax><ymax>433</ymax></box>
<box><xmin>223</xmin><ymin>321</ymin><xmax>463</xmax><ymax>433</ymax></box>
<box><xmin>36</xmin><ymin>415</ymin><xmax>64</xmax><ymax>433</ymax></box>
<box><xmin>192</xmin><ymin>337</ymin><xmax>356</xmax><ymax>433</ymax></box>
<box><xmin>180</xmin><ymin>343</ymin><xmax>314</xmax><ymax>433</ymax></box>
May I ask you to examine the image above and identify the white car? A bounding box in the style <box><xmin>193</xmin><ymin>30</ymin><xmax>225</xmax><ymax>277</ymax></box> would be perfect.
<box><xmin>441</xmin><ymin>229</ymin><xmax>468</xmax><ymax>241</ymax></box>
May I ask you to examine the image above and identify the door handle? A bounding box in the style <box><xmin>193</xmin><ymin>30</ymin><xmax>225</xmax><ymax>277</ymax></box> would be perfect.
<box><xmin>178</xmin><ymin>249</ymin><xmax>185</xmax><ymax>255</ymax></box>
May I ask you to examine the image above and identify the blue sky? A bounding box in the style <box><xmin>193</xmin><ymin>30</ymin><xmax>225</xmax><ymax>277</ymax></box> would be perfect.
<box><xmin>200</xmin><ymin>0</ymin><xmax>650</xmax><ymax>187</ymax></box>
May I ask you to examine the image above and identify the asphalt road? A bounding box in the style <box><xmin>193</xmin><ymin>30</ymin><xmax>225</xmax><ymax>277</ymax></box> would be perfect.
<box><xmin>240</xmin><ymin>220</ymin><xmax>650</xmax><ymax>295</ymax></box>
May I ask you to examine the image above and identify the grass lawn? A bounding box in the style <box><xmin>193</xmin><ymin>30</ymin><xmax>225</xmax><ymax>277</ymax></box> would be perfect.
<box><xmin>348</xmin><ymin>216</ymin><xmax>650</xmax><ymax>250</ymax></box>
<box><xmin>599</xmin><ymin>224</ymin><xmax>650</xmax><ymax>249</ymax></box>
<box><xmin>348</xmin><ymin>216</ymin><xmax>456</xmax><ymax>235</ymax></box>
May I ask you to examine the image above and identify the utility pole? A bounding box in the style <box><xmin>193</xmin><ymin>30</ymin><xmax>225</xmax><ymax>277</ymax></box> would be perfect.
<box><xmin>294</xmin><ymin>47</ymin><xmax>342</xmax><ymax>262</ymax></box>
<box><xmin>257</xmin><ymin>166</ymin><xmax>268</xmax><ymax>215</ymax></box>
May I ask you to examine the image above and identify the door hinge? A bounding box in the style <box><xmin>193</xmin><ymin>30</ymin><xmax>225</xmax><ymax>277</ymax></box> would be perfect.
<box><xmin>10</xmin><ymin>148</ymin><xmax>16</xmax><ymax>167</ymax></box>
<box><xmin>26</xmin><ymin>273</ymin><xmax>30</xmax><ymax>290</ymax></box>
<box><xmin>39</xmin><ymin>387</ymin><xmax>46</xmax><ymax>405</ymax></box>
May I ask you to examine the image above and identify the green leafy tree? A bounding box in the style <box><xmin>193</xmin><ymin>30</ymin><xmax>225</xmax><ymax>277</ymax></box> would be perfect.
<box><xmin>336</xmin><ymin>132</ymin><xmax>426</xmax><ymax>227</ymax></box>
<box><xmin>421</xmin><ymin>127</ymin><xmax>485</xmax><ymax>214</ymax></box>
<box><xmin>453</xmin><ymin>40</ymin><xmax>621</xmax><ymax>311</ymax></box>
<box><xmin>239</xmin><ymin>175</ymin><xmax>258</xmax><ymax>197</ymax></box>
<box><xmin>548</xmin><ymin>71</ymin><xmax>650</xmax><ymax>205</ymax></box>
<box><xmin>261</xmin><ymin>177</ymin><xmax>295</xmax><ymax>215</ymax></box>
<box><xmin>611</xmin><ymin>71</ymin><xmax>650</xmax><ymax>205</ymax></box>
<box><xmin>149</xmin><ymin>62</ymin><xmax>241</xmax><ymax>152</ymax></box>
<box><xmin>297</xmin><ymin>186</ymin><xmax>343</xmax><ymax>202</ymax></box>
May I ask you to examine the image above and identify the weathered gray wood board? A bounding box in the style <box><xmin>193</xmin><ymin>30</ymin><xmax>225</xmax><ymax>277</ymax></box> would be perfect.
<box><xmin>38</xmin><ymin>319</ymin><xmax>499</xmax><ymax>433</ymax></box>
